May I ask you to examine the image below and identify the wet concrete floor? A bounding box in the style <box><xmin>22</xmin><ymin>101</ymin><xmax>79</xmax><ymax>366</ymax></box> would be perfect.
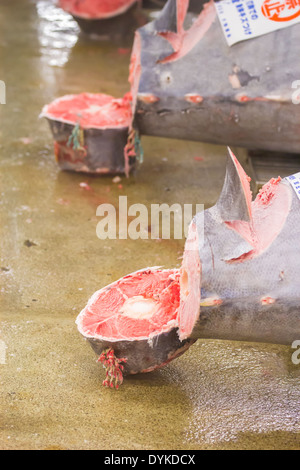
<box><xmin>0</xmin><ymin>0</ymin><xmax>299</xmax><ymax>450</ymax></box>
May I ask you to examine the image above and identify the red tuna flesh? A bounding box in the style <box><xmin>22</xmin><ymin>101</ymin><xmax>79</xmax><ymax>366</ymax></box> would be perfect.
<box><xmin>76</xmin><ymin>268</ymin><xmax>197</xmax><ymax>375</ymax></box>
<box><xmin>58</xmin><ymin>0</ymin><xmax>138</xmax><ymax>19</ymax></box>
<box><xmin>41</xmin><ymin>93</ymin><xmax>132</xmax><ymax>130</ymax></box>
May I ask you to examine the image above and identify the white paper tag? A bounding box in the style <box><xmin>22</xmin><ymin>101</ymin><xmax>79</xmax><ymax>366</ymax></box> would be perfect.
<box><xmin>287</xmin><ymin>172</ymin><xmax>300</xmax><ymax>200</ymax></box>
<box><xmin>215</xmin><ymin>0</ymin><xmax>300</xmax><ymax>46</ymax></box>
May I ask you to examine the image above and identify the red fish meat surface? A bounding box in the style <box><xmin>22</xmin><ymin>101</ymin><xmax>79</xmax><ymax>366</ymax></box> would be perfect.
<box><xmin>59</xmin><ymin>0</ymin><xmax>138</xmax><ymax>19</ymax></box>
<box><xmin>78</xmin><ymin>268</ymin><xmax>180</xmax><ymax>341</ymax></box>
<box><xmin>41</xmin><ymin>93</ymin><xmax>132</xmax><ymax>130</ymax></box>
<box><xmin>76</xmin><ymin>268</ymin><xmax>196</xmax><ymax>374</ymax></box>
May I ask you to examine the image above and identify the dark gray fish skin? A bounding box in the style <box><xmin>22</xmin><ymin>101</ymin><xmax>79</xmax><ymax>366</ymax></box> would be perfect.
<box><xmin>133</xmin><ymin>0</ymin><xmax>300</xmax><ymax>154</ymax></box>
<box><xmin>189</xmin><ymin>152</ymin><xmax>300</xmax><ymax>346</ymax></box>
<box><xmin>87</xmin><ymin>329</ymin><xmax>195</xmax><ymax>375</ymax></box>
<box><xmin>191</xmin><ymin>300</ymin><xmax>300</xmax><ymax>346</ymax></box>
<box><xmin>46</xmin><ymin>118</ymin><xmax>135</xmax><ymax>175</ymax></box>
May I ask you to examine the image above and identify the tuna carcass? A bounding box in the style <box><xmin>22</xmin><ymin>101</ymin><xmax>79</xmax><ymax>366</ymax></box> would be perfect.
<box><xmin>131</xmin><ymin>0</ymin><xmax>300</xmax><ymax>154</ymax></box>
<box><xmin>181</xmin><ymin>148</ymin><xmax>300</xmax><ymax>346</ymax></box>
<box><xmin>76</xmin><ymin>149</ymin><xmax>300</xmax><ymax>382</ymax></box>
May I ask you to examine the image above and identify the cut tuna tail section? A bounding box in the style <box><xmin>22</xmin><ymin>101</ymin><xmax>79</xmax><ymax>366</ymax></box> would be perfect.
<box><xmin>178</xmin><ymin>149</ymin><xmax>295</xmax><ymax>345</ymax></box>
<box><xmin>76</xmin><ymin>267</ymin><xmax>196</xmax><ymax>375</ymax></box>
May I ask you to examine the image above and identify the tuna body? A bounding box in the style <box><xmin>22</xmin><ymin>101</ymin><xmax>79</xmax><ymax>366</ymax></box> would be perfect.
<box><xmin>77</xmin><ymin>149</ymin><xmax>300</xmax><ymax>379</ymax></box>
<box><xmin>132</xmin><ymin>0</ymin><xmax>300</xmax><ymax>154</ymax></box>
<box><xmin>180</xmin><ymin>150</ymin><xmax>300</xmax><ymax>346</ymax></box>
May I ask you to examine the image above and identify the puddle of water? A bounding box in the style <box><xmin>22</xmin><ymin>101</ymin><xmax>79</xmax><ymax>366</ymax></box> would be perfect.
<box><xmin>164</xmin><ymin>341</ymin><xmax>300</xmax><ymax>447</ymax></box>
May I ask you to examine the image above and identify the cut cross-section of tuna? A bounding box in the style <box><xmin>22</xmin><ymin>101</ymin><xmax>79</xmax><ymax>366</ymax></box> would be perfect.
<box><xmin>76</xmin><ymin>268</ymin><xmax>197</xmax><ymax>375</ymax></box>
<box><xmin>41</xmin><ymin>92</ymin><xmax>135</xmax><ymax>175</ymax></box>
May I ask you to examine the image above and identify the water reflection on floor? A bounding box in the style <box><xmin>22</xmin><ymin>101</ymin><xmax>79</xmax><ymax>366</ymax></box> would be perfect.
<box><xmin>37</xmin><ymin>0</ymin><xmax>79</xmax><ymax>67</ymax></box>
<box><xmin>0</xmin><ymin>0</ymin><xmax>299</xmax><ymax>451</ymax></box>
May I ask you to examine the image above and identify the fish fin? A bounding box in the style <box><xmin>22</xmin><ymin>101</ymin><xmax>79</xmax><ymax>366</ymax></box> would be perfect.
<box><xmin>154</xmin><ymin>0</ymin><xmax>179</xmax><ymax>34</ymax></box>
<box><xmin>216</xmin><ymin>148</ymin><xmax>253</xmax><ymax>223</ymax></box>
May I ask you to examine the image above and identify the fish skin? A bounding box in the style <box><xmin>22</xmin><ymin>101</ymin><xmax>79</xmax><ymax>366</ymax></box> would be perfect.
<box><xmin>133</xmin><ymin>0</ymin><xmax>300</xmax><ymax>154</ymax></box>
<box><xmin>188</xmin><ymin>149</ymin><xmax>300</xmax><ymax>346</ymax></box>
<box><xmin>88</xmin><ymin>330</ymin><xmax>195</xmax><ymax>375</ymax></box>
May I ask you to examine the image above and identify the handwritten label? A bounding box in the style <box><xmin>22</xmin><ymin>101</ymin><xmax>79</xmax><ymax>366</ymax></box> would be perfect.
<box><xmin>287</xmin><ymin>172</ymin><xmax>300</xmax><ymax>200</ymax></box>
<box><xmin>215</xmin><ymin>0</ymin><xmax>300</xmax><ymax>46</ymax></box>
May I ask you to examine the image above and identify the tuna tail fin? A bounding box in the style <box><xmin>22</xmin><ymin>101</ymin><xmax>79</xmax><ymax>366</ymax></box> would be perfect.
<box><xmin>216</xmin><ymin>148</ymin><xmax>253</xmax><ymax>223</ymax></box>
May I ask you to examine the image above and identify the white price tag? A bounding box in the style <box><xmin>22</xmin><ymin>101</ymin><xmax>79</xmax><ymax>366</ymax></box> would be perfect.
<box><xmin>287</xmin><ymin>172</ymin><xmax>300</xmax><ymax>200</ymax></box>
<box><xmin>215</xmin><ymin>0</ymin><xmax>300</xmax><ymax>46</ymax></box>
